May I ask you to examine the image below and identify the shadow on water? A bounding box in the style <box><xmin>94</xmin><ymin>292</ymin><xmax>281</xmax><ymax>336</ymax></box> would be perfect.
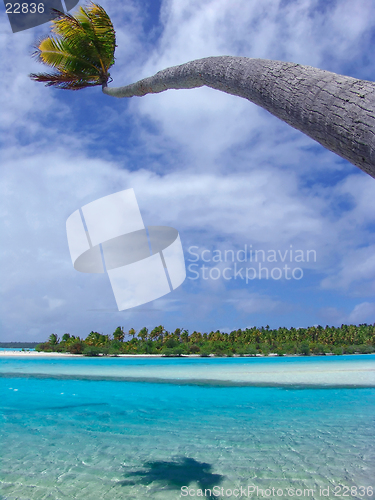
<box><xmin>118</xmin><ymin>457</ymin><xmax>224</xmax><ymax>491</ymax></box>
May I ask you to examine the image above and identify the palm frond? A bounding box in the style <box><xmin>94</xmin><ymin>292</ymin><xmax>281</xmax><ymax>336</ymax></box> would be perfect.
<box><xmin>72</xmin><ymin>4</ymin><xmax>116</xmax><ymax>69</ymax></box>
<box><xmin>29</xmin><ymin>2</ymin><xmax>116</xmax><ymax>90</ymax></box>
<box><xmin>29</xmin><ymin>71</ymin><xmax>103</xmax><ymax>89</ymax></box>
<box><xmin>37</xmin><ymin>37</ymin><xmax>97</xmax><ymax>73</ymax></box>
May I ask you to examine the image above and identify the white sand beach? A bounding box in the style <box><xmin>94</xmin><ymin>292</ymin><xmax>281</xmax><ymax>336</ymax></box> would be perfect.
<box><xmin>1</xmin><ymin>351</ymin><xmax>374</xmax><ymax>386</ymax></box>
<box><xmin>0</xmin><ymin>351</ymin><xmax>79</xmax><ymax>356</ymax></box>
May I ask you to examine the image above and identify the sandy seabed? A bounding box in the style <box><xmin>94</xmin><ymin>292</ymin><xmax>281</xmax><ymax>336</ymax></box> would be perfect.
<box><xmin>1</xmin><ymin>353</ymin><xmax>374</xmax><ymax>498</ymax></box>
<box><xmin>1</xmin><ymin>351</ymin><xmax>374</xmax><ymax>387</ymax></box>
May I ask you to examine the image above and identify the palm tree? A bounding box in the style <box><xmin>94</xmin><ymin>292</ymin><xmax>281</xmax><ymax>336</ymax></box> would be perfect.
<box><xmin>113</xmin><ymin>326</ymin><xmax>125</xmax><ymax>342</ymax></box>
<box><xmin>128</xmin><ymin>328</ymin><xmax>137</xmax><ymax>341</ymax></box>
<box><xmin>85</xmin><ymin>331</ymin><xmax>109</xmax><ymax>346</ymax></box>
<box><xmin>137</xmin><ymin>327</ymin><xmax>148</xmax><ymax>342</ymax></box>
<box><xmin>29</xmin><ymin>3</ymin><xmax>375</xmax><ymax>177</ymax></box>
<box><xmin>48</xmin><ymin>333</ymin><xmax>59</xmax><ymax>345</ymax></box>
<box><xmin>180</xmin><ymin>330</ymin><xmax>190</xmax><ymax>343</ymax></box>
<box><xmin>29</xmin><ymin>2</ymin><xmax>116</xmax><ymax>90</ymax></box>
<box><xmin>190</xmin><ymin>331</ymin><xmax>202</xmax><ymax>343</ymax></box>
<box><xmin>150</xmin><ymin>325</ymin><xmax>165</xmax><ymax>342</ymax></box>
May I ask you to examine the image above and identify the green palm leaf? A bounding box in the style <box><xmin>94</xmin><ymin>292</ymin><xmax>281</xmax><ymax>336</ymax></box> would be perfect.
<box><xmin>29</xmin><ymin>2</ymin><xmax>116</xmax><ymax>90</ymax></box>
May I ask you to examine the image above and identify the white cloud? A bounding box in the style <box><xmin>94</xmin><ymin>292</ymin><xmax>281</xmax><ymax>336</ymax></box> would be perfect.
<box><xmin>321</xmin><ymin>244</ymin><xmax>375</xmax><ymax>295</ymax></box>
<box><xmin>225</xmin><ymin>292</ymin><xmax>288</xmax><ymax>315</ymax></box>
<box><xmin>320</xmin><ymin>301</ymin><xmax>375</xmax><ymax>325</ymax></box>
<box><xmin>1</xmin><ymin>0</ymin><xmax>375</xmax><ymax>339</ymax></box>
<box><xmin>43</xmin><ymin>296</ymin><xmax>65</xmax><ymax>310</ymax></box>
<box><xmin>348</xmin><ymin>302</ymin><xmax>375</xmax><ymax>324</ymax></box>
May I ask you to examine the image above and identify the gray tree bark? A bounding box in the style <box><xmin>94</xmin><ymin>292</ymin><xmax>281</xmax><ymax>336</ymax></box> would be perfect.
<box><xmin>102</xmin><ymin>56</ymin><xmax>375</xmax><ymax>178</ymax></box>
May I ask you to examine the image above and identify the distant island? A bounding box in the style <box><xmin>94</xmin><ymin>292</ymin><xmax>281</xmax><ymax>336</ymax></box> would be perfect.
<box><xmin>32</xmin><ymin>324</ymin><xmax>375</xmax><ymax>357</ymax></box>
<box><xmin>0</xmin><ymin>342</ymin><xmax>42</xmax><ymax>349</ymax></box>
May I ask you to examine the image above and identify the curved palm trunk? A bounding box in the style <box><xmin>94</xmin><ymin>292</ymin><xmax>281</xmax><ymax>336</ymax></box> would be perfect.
<box><xmin>102</xmin><ymin>56</ymin><xmax>375</xmax><ymax>178</ymax></box>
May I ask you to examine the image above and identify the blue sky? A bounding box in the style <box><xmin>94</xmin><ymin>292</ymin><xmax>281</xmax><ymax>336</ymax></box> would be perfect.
<box><xmin>1</xmin><ymin>0</ymin><xmax>375</xmax><ymax>341</ymax></box>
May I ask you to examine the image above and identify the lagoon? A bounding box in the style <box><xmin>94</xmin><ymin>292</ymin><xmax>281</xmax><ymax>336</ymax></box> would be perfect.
<box><xmin>0</xmin><ymin>353</ymin><xmax>374</xmax><ymax>387</ymax></box>
<box><xmin>0</xmin><ymin>355</ymin><xmax>374</xmax><ymax>499</ymax></box>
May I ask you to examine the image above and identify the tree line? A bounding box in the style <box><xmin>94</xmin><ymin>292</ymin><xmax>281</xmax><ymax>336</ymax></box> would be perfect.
<box><xmin>0</xmin><ymin>342</ymin><xmax>42</xmax><ymax>348</ymax></box>
<box><xmin>35</xmin><ymin>323</ymin><xmax>375</xmax><ymax>357</ymax></box>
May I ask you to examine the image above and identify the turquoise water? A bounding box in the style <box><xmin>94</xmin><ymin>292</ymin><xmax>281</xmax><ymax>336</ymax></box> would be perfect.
<box><xmin>0</xmin><ymin>356</ymin><xmax>374</xmax><ymax>499</ymax></box>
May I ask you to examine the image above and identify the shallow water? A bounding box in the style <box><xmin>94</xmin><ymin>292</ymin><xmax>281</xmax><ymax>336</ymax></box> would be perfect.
<box><xmin>0</xmin><ymin>356</ymin><xmax>374</xmax><ymax>499</ymax></box>
<box><xmin>0</xmin><ymin>354</ymin><xmax>374</xmax><ymax>387</ymax></box>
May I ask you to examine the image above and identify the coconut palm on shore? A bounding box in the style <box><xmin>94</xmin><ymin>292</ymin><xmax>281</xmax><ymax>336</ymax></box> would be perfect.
<box><xmin>30</xmin><ymin>2</ymin><xmax>375</xmax><ymax>177</ymax></box>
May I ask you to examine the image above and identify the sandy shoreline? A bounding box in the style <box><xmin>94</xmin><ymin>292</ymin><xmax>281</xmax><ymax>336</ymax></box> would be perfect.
<box><xmin>1</xmin><ymin>351</ymin><xmax>374</xmax><ymax>387</ymax></box>
<box><xmin>0</xmin><ymin>350</ymin><xmax>373</xmax><ymax>358</ymax></box>
<box><xmin>0</xmin><ymin>351</ymin><xmax>164</xmax><ymax>357</ymax></box>
<box><xmin>2</xmin><ymin>351</ymin><xmax>210</xmax><ymax>357</ymax></box>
